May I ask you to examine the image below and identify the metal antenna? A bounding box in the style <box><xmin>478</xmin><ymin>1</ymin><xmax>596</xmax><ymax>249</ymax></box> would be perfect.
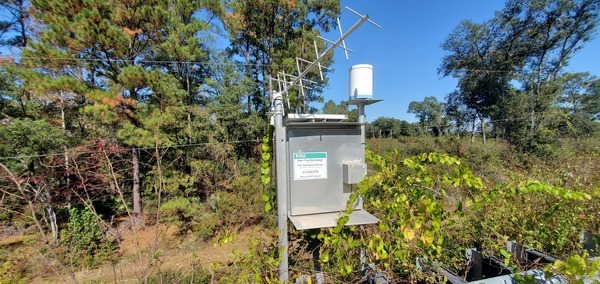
<box><xmin>270</xmin><ymin>6</ymin><xmax>381</xmax><ymax>114</ymax></box>
<box><xmin>337</xmin><ymin>17</ymin><xmax>349</xmax><ymax>60</ymax></box>
<box><xmin>317</xmin><ymin>35</ymin><xmax>354</xmax><ymax>54</ymax></box>
<box><xmin>345</xmin><ymin>6</ymin><xmax>382</xmax><ymax>28</ymax></box>
<box><xmin>276</xmin><ymin>73</ymin><xmax>282</xmax><ymax>92</ymax></box>
<box><xmin>278</xmin><ymin>6</ymin><xmax>381</xmax><ymax>95</ymax></box>
<box><xmin>313</xmin><ymin>41</ymin><xmax>325</xmax><ymax>81</ymax></box>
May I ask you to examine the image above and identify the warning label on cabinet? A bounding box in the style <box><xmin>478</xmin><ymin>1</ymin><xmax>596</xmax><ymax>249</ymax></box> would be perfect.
<box><xmin>293</xmin><ymin>152</ymin><xmax>327</xmax><ymax>180</ymax></box>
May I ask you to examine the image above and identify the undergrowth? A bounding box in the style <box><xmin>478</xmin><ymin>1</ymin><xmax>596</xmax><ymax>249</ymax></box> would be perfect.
<box><xmin>1</xmin><ymin>137</ymin><xmax>598</xmax><ymax>282</ymax></box>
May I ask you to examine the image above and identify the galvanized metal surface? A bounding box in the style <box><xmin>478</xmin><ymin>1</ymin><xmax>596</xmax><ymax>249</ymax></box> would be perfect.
<box><xmin>289</xmin><ymin>210</ymin><xmax>379</xmax><ymax>230</ymax></box>
<box><xmin>287</xmin><ymin>125</ymin><xmax>364</xmax><ymax>216</ymax></box>
<box><xmin>343</xmin><ymin>162</ymin><xmax>367</xmax><ymax>184</ymax></box>
<box><xmin>285</xmin><ymin>113</ymin><xmax>348</xmax><ymax>123</ymax></box>
<box><xmin>273</xmin><ymin>93</ymin><xmax>289</xmax><ymax>282</ymax></box>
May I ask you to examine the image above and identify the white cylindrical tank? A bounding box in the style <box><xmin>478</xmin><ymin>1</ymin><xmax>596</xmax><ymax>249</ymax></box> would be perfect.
<box><xmin>349</xmin><ymin>64</ymin><xmax>373</xmax><ymax>99</ymax></box>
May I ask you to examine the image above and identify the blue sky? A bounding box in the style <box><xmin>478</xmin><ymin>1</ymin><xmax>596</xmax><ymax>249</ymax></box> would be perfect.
<box><xmin>321</xmin><ymin>1</ymin><xmax>600</xmax><ymax>122</ymax></box>
<box><xmin>2</xmin><ymin>1</ymin><xmax>597</xmax><ymax>124</ymax></box>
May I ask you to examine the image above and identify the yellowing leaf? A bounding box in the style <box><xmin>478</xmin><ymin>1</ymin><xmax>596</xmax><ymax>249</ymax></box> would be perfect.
<box><xmin>404</xmin><ymin>228</ymin><xmax>415</xmax><ymax>241</ymax></box>
<box><xmin>421</xmin><ymin>233</ymin><xmax>434</xmax><ymax>245</ymax></box>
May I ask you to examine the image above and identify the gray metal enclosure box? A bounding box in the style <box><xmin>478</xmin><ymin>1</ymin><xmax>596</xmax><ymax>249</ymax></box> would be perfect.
<box><xmin>286</xmin><ymin>122</ymin><xmax>365</xmax><ymax>216</ymax></box>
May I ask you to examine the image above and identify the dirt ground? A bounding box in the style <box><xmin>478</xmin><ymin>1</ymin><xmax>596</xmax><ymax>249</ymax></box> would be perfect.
<box><xmin>6</xmin><ymin>224</ymin><xmax>267</xmax><ymax>283</ymax></box>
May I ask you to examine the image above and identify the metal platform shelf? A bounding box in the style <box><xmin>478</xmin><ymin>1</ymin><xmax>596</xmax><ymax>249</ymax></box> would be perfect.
<box><xmin>289</xmin><ymin>210</ymin><xmax>379</xmax><ymax>230</ymax></box>
<box><xmin>284</xmin><ymin>113</ymin><xmax>348</xmax><ymax>123</ymax></box>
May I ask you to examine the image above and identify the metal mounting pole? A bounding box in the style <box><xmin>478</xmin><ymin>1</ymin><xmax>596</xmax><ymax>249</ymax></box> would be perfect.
<box><xmin>273</xmin><ymin>91</ymin><xmax>289</xmax><ymax>282</ymax></box>
<box><xmin>358</xmin><ymin>102</ymin><xmax>366</xmax><ymax>145</ymax></box>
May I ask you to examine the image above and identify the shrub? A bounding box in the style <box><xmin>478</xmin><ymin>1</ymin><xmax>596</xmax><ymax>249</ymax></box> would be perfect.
<box><xmin>61</xmin><ymin>207</ymin><xmax>115</xmax><ymax>268</ymax></box>
<box><xmin>314</xmin><ymin>148</ymin><xmax>599</xmax><ymax>281</ymax></box>
<box><xmin>159</xmin><ymin>197</ymin><xmax>212</xmax><ymax>236</ymax></box>
<box><xmin>0</xmin><ymin>248</ymin><xmax>29</xmax><ymax>284</ymax></box>
<box><xmin>146</xmin><ymin>266</ymin><xmax>212</xmax><ymax>283</ymax></box>
<box><xmin>159</xmin><ymin>197</ymin><xmax>201</xmax><ymax>226</ymax></box>
<box><xmin>316</xmin><ymin>151</ymin><xmax>482</xmax><ymax>282</ymax></box>
<box><xmin>217</xmin><ymin>230</ymin><xmax>280</xmax><ymax>283</ymax></box>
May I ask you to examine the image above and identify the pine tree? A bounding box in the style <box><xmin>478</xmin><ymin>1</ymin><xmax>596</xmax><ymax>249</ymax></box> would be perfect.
<box><xmin>224</xmin><ymin>0</ymin><xmax>340</xmax><ymax>114</ymax></box>
<box><xmin>26</xmin><ymin>0</ymin><xmax>216</xmax><ymax>221</ymax></box>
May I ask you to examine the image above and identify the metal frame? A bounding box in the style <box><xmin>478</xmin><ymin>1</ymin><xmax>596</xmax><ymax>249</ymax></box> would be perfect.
<box><xmin>269</xmin><ymin>7</ymin><xmax>381</xmax><ymax>282</ymax></box>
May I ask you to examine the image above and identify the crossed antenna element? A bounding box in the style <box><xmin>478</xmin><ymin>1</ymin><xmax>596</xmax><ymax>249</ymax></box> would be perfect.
<box><xmin>270</xmin><ymin>6</ymin><xmax>381</xmax><ymax>111</ymax></box>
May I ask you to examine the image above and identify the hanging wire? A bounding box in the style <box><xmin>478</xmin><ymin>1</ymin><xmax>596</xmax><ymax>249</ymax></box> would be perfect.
<box><xmin>0</xmin><ymin>54</ymin><xmax>315</xmax><ymax>68</ymax></box>
<box><xmin>0</xmin><ymin>138</ymin><xmax>261</xmax><ymax>161</ymax></box>
<box><xmin>0</xmin><ymin>114</ymin><xmax>544</xmax><ymax>160</ymax></box>
<box><xmin>0</xmin><ymin>54</ymin><xmax>521</xmax><ymax>74</ymax></box>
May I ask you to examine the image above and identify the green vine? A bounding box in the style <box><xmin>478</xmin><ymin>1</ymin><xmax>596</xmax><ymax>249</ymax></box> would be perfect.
<box><xmin>317</xmin><ymin>150</ymin><xmax>483</xmax><ymax>281</ymax></box>
<box><xmin>261</xmin><ymin>125</ymin><xmax>274</xmax><ymax>212</ymax></box>
<box><xmin>314</xmin><ymin>149</ymin><xmax>598</xmax><ymax>281</ymax></box>
<box><xmin>545</xmin><ymin>253</ymin><xmax>600</xmax><ymax>283</ymax></box>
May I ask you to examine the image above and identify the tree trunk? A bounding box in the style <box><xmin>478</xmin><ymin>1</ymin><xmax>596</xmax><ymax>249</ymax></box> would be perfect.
<box><xmin>471</xmin><ymin>119</ymin><xmax>476</xmax><ymax>144</ymax></box>
<box><xmin>43</xmin><ymin>187</ymin><xmax>59</xmax><ymax>243</ymax></box>
<box><xmin>60</xmin><ymin>100</ymin><xmax>71</xmax><ymax>209</ymax></box>
<box><xmin>480</xmin><ymin>117</ymin><xmax>487</xmax><ymax>145</ymax></box>
<box><xmin>132</xmin><ymin>148</ymin><xmax>142</xmax><ymax>224</ymax></box>
<box><xmin>18</xmin><ymin>0</ymin><xmax>28</xmax><ymax>47</ymax></box>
